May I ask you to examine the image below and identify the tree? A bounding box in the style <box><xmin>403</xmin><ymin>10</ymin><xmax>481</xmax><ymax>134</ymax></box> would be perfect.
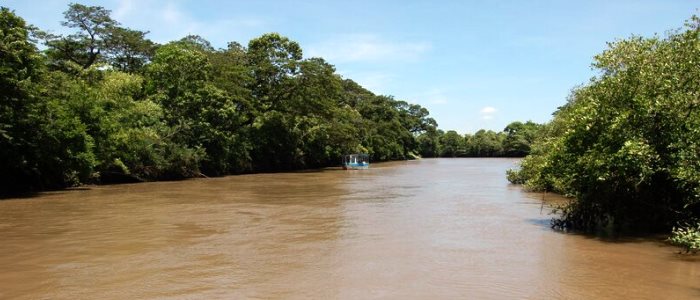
<box><xmin>178</xmin><ymin>35</ymin><xmax>215</xmax><ymax>52</ymax></box>
<box><xmin>0</xmin><ymin>7</ymin><xmax>46</xmax><ymax>192</ymax></box>
<box><xmin>466</xmin><ymin>130</ymin><xmax>503</xmax><ymax>157</ymax></box>
<box><xmin>146</xmin><ymin>42</ymin><xmax>210</xmax><ymax>103</ymax></box>
<box><xmin>104</xmin><ymin>27</ymin><xmax>155</xmax><ymax>73</ymax></box>
<box><xmin>357</xmin><ymin>95</ymin><xmax>409</xmax><ymax>160</ymax></box>
<box><xmin>40</xmin><ymin>3</ymin><xmax>155</xmax><ymax>73</ymax></box>
<box><xmin>146</xmin><ymin>42</ymin><xmax>249</xmax><ymax>175</ymax></box>
<box><xmin>247</xmin><ymin>33</ymin><xmax>302</xmax><ymax>112</ymax></box>
<box><xmin>417</xmin><ymin>128</ymin><xmax>441</xmax><ymax>157</ymax></box>
<box><xmin>510</xmin><ymin>15</ymin><xmax>700</xmax><ymax>232</ymax></box>
<box><xmin>207</xmin><ymin>41</ymin><xmax>253</xmax><ymax>105</ymax></box>
<box><xmin>440</xmin><ymin>130</ymin><xmax>464</xmax><ymax>157</ymax></box>
<box><xmin>1</xmin><ymin>4</ymin><xmax>440</xmax><ymax>193</ymax></box>
<box><xmin>44</xmin><ymin>3</ymin><xmax>117</xmax><ymax>69</ymax></box>
<box><xmin>1</xmin><ymin>7</ymin><xmax>96</xmax><ymax>192</ymax></box>
<box><xmin>502</xmin><ymin>121</ymin><xmax>541</xmax><ymax>157</ymax></box>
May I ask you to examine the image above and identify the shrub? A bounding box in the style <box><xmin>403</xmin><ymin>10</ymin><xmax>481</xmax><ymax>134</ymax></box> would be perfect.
<box><xmin>668</xmin><ymin>223</ymin><xmax>700</xmax><ymax>254</ymax></box>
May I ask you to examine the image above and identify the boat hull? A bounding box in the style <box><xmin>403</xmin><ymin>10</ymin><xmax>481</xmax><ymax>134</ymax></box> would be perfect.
<box><xmin>342</xmin><ymin>163</ymin><xmax>369</xmax><ymax>170</ymax></box>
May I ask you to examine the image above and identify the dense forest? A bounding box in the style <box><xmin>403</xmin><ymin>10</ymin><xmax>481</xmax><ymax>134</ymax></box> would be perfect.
<box><xmin>417</xmin><ymin>121</ymin><xmax>542</xmax><ymax>158</ymax></box>
<box><xmin>508</xmin><ymin>15</ymin><xmax>700</xmax><ymax>249</ymax></box>
<box><xmin>0</xmin><ymin>4</ymin><xmax>430</xmax><ymax>193</ymax></box>
<box><xmin>0</xmin><ymin>4</ymin><xmax>539</xmax><ymax>195</ymax></box>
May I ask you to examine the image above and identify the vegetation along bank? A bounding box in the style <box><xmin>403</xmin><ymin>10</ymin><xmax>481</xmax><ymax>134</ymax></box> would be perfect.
<box><xmin>507</xmin><ymin>15</ymin><xmax>700</xmax><ymax>252</ymax></box>
<box><xmin>0</xmin><ymin>4</ymin><xmax>538</xmax><ymax>195</ymax></box>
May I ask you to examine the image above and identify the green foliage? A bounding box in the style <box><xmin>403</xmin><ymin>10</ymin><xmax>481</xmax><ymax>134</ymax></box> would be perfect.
<box><xmin>43</xmin><ymin>3</ymin><xmax>117</xmax><ymax>69</ymax></box>
<box><xmin>33</xmin><ymin>97</ymin><xmax>97</xmax><ymax>187</ymax></box>
<box><xmin>146</xmin><ymin>42</ymin><xmax>210</xmax><ymax>100</ymax></box>
<box><xmin>0</xmin><ymin>6</ymin><xmax>42</xmax><ymax>190</ymax></box>
<box><xmin>416</xmin><ymin>122</ymin><xmax>541</xmax><ymax>158</ymax></box>
<box><xmin>247</xmin><ymin>33</ymin><xmax>302</xmax><ymax>112</ymax></box>
<box><xmin>509</xmin><ymin>15</ymin><xmax>700</xmax><ymax>232</ymax></box>
<box><xmin>416</xmin><ymin>128</ymin><xmax>441</xmax><ymax>157</ymax></box>
<box><xmin>1</xmin><ymin>7</ymin><xmax>96</xmax><ymax>192</ymax></box>
<box><xmin>503</xmin><ymin>121</ymin><xmax>542</xmax><ymax>157</ymax></box>
<box><xmin>466</xmin><ymin>129</ymin><xmax>505</xmax><ymax>157</ymax></box>
<box><xmin>1</xmin><ymin>3</ymin><xmax>442</xmax><ymax>194</ymax></box>
<box><xmin>147</xmin><ymin>42</ymin><xmax>251</xmax><ymax>175</ymax></box>
<box><xmin>668</xmin><ymin>223</ymin><xmax>700</xmax><ymax>254</ymax></box>
<box><xmin>440</xmin><ymin>130</ymin><xmax>464</xmax><ymax>157</ymax></box>
<box><xmin>36</xmin><ymin>3</ymin><xmax>154</xmax><ymax>73</ymax></box>
<box><xmin>104</xmin><ymin>27</ymin><xmax>155</xmax><ymax>73</ymax></box>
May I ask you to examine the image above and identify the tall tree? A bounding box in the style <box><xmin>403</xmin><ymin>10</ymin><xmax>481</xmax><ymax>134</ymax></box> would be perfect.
<box><xmin>104</xmin><ymin>27</ymin><xmax>155</xmax><ymax>73</ymax></box>
<box><xmin>247</xmin><ymin>33</ymin><xmax>302</xmax><ymax>112</ymax></box>
<box><xmin>44</xmin><ymin>3</ymin><xmax>117</xmax><ymax>69</ymax></box>
<box><xmin>0</xmin><ymin>7</ymin><xmax>45</xmax><ymax>192</ymax></box>
<box><xmin>146</xmin><ymin>42</ymin><xmax>249</xmax><ymax>175</ymax></box>
<box><xmin>40</xmin><ymin>3</ymin><xmax>155</xmax><ymax>73</ymax></box>
<box><xmin>440</xmin><ymin>130</ymin><xmax>464</xmax><ymax>157</ymax></box>
<box><xmin>502</xmin><ymin>121</ymin><xmax>541</xmax><ymax>157</ymax></box>
<box><xmin>1</xmin><ymin>7</ymin><xmax>96</xmax><ymax>192</ymax></box>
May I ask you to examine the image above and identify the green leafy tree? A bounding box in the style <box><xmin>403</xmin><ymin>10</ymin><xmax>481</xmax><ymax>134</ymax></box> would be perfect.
<box><xmin>1</xmin><ymin>7</ymin><xmax>95</xmax><ymax>192</ymax></box>
<box><xmin>43</xmin><ymin>3</ymin><xmax>117</xmax><ymax>70</ymax></box>
<box><xmin>502</xmin><ymin>121</ymin><xmax>542</xmax><ymax>157</ymax></box>
<box><xmin>1</xmin><ymin>7</ymin><xmax>50</xmax><ymax>191</ymax></box>
<box><xmin>1</xmin><ymin>4</ymin><xmax>440</xmax><ymax>193</ymax></box>
<box><xmin>104</xmin><ymin>27</ymin><xmax>156</xmax><ymax>73</ymax></box>
<box><xmin>39</xmin><ymin>3</ymin><xmax>155</xmax><ymax>73</ymax></box>
<box><xmin>417</xmin><ymin>128</ymin><xmax>441</xmax><ymax>157</ymax></box>
<box><xmin>147</xmin><ymin>42</ymin><xmax>249</xmax><ymax>175</ymax></box>
<box><xmin>511</xmin><ymin>16</ymin><xmax>700</xmax><ymax>232</ymax></box>
<box><xmin>440</xmin><ymin>130</ymin><xmax>464</xmax><ymax>157</ymax></box>
<box><xmin>247</xmin><ymin>33</ymin><xmax>302</xmax><ymax>112</ymax></box>
<box><xmin>357</xmin><ymin>95</ymin><xmax>409</xmax><ymax>160</ymax></box>
<box><xmin>466</xmin><ymin>129</ymin><xmax>504</xmax><ymax>157</ymax></box>
<box><xmin>207</xmin><ymin>42</ymin><xmax>253</xmax><ymax>110</ymax></box>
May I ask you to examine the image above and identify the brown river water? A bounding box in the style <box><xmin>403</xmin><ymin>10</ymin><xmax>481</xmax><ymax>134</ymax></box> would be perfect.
<box><xmin>0</xmin><ymin>158</ymin><xmax>698</xmax><ymax>299</ymax></box>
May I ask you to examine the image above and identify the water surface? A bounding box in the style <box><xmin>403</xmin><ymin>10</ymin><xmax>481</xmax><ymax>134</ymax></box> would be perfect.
<box><xmin>0</xmin><ymin>158</ymin><xmax>698</xmax><ymax>299</ymax></box>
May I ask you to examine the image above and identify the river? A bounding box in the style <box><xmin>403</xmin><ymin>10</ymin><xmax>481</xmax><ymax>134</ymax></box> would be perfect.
<box><xmin>0</xmin><ymin>158</ymin><xmax>698</xmax><ymax>299</ymax></box>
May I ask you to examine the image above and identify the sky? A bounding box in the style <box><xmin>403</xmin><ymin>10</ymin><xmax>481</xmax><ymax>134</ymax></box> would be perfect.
<box><xmin>4</xmin><ymin>0</ymin><xmax>699</xmax><ymax>133</ymax></box>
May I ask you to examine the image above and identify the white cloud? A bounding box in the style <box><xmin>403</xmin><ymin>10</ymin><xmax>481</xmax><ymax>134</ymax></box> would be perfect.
<box><xmin>480</xmin><ymin>106</ymin><xmax>497</xmax><ymax>114</ymax></box>
<box><xmin>307</xmin><ymin>34</ymin><xmax>431</xmax><ymax>63</ymax></box>
<box><xmin>479</xmin><ymin>106</ymin><xmax>497</xmax><ymax>120</ymax></box>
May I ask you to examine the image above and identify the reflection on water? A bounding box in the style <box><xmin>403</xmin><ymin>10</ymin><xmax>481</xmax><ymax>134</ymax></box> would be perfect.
<box><xmin>0</xmin><ymin>158</ymin><xmax>698</xmax><ymax>299</ymax></box>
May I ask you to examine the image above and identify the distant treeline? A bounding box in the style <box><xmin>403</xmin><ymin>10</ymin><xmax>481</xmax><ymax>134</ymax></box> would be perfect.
<box><xmin>2</xmin><ymin>4</ymin><xmax>446</xmax><ymax>193</ymax></box>
<box><xmin>507</xmin><ymin>15</ymin><xmax>700</xmax><ymax>240</ymax></box>
<box><xmin>416</xmin><ymin>121</ymin><xmax>542</xmax><ymax>158</ymax></box>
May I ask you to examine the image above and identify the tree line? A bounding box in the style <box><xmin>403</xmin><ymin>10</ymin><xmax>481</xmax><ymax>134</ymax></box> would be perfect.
<box><xmin>1</xmin><ymin>3</ymin><xmax>445</xmax><ymax>194</ymax></box>
<box><xmin>416</xmin><ymin>121</ymin><xmax>542</xmax><ymax>158</ymax></box>
<box><xmin>507</xmin><ymin>15</ymin><xmax>700</xmax><ymax>242</ymax></box>
<box><xmin>0</xmin><ymin>3</ymin><xmax>541</xmax><ymax>196</ymax></box>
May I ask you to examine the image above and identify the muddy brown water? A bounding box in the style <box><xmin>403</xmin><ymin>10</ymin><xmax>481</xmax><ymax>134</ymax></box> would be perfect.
<box><xmin>0</xmin><ymin>158</ymin><xmax>698</xmax><ymax>299</ymax></box>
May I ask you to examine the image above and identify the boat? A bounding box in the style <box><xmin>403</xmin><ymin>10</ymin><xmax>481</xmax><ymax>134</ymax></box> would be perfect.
<box><xmin>342</xmin><ymin>153</ymin><xmax>369</xmax><ymax>170</ymax></box>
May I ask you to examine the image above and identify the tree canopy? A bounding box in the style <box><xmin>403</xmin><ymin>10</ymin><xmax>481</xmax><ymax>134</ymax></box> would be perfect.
<box><xmin>415</xmin><ymin>121</ymin><xmax>543</xmax><ymax>158</ymax></box>
<box><xmin>0</xmin><ymin>4</ymin><xmax>445</xmax><ymax>194</ymax></box>
<box><xmin>508</xmin><ymin>16</ymin><xmax>700</xmax><ymax>233</ymax></box>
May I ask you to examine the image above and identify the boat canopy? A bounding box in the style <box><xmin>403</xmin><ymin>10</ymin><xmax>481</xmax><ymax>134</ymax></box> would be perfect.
<box><xmin>342</xmin><ymin>153</ymin><xmax>369</xmax><ymax>169</ymax></box>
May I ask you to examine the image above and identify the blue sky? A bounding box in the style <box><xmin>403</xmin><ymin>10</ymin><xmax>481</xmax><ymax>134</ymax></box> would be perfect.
<box><xmin>5</xmin><ymin>0</ymin><xmax>698</xmax><ymax>133</ymax></box>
